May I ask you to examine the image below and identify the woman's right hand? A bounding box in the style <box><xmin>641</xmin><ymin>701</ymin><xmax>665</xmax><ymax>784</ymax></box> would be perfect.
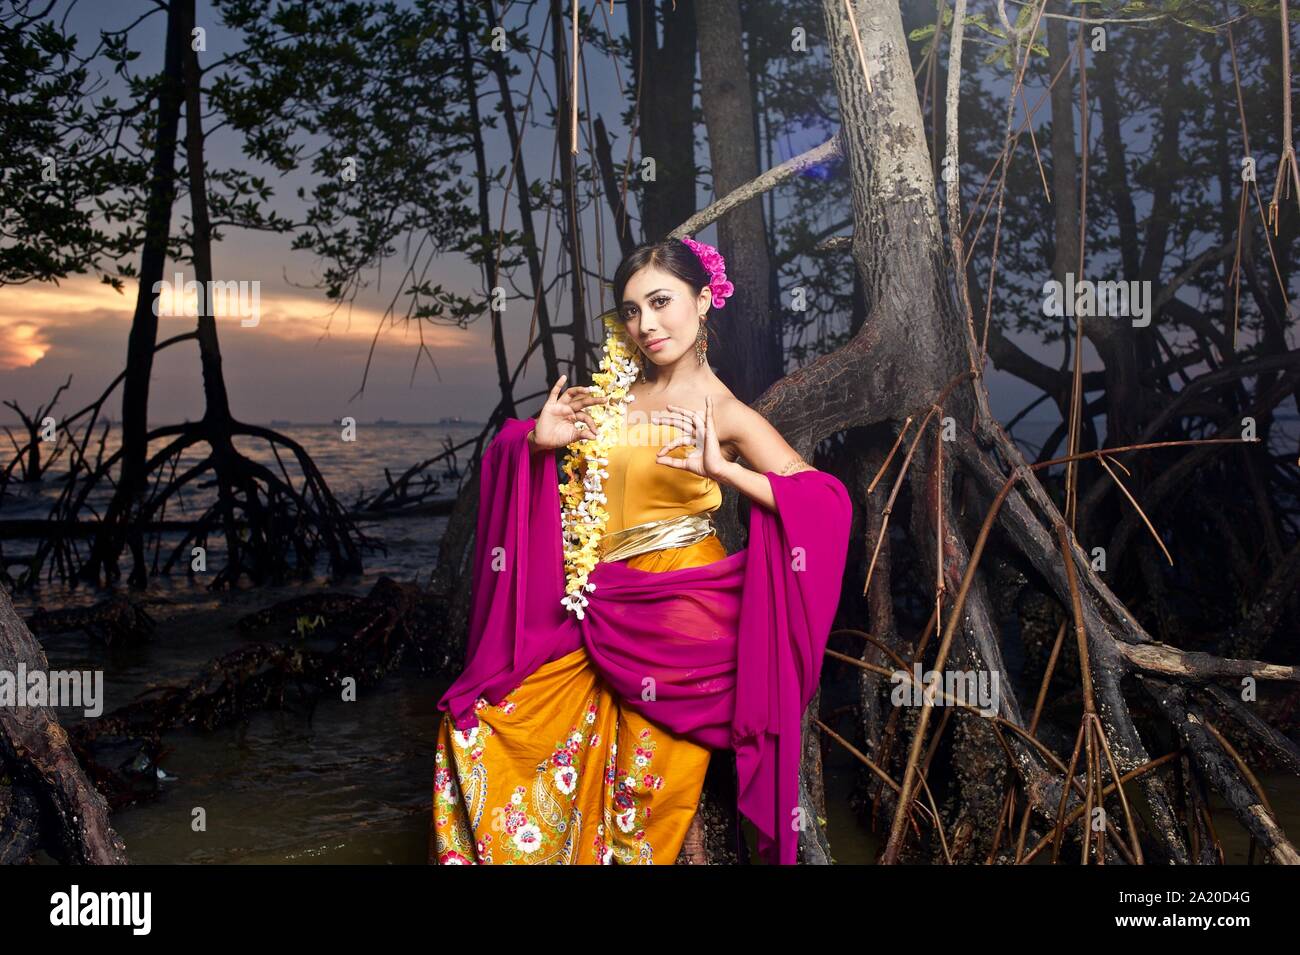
<box><xmin>531</xmin><ymin>375</ymin><xmax>606</xmax><ymax>451</ymax></box>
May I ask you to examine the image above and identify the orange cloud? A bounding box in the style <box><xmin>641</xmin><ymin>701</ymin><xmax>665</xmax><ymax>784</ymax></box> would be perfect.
<box><xmin>0</xmin><ymin>274</ymin><xmax>472</xmax><ymax>370</ymax></box>
<box><xmin>0</xmin><ymin>319</ymin><xmax>49</xmax><ymax>368</ymax></box>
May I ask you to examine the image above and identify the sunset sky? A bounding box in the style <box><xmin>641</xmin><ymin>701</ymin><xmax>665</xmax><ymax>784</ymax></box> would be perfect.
<box><xmin>0</xmin><ymin>1</ymin><xmax>600</xmax><ymax>426</ymax></box>
<box><xmin>0</xmin><ymin>247</ymin><xmax>497</xmax><ymax>425</ymax></box>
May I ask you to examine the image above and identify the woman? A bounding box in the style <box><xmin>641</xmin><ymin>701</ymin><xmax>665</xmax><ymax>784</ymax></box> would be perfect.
<box><xmin>431</xmin><ymin>237</ymin><xmax>851</xmax><ymax>865</ymax></box>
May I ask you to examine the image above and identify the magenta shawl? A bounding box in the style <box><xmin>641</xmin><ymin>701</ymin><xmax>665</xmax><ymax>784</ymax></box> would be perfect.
<box><xmin>436</xmin><ymin>417</ymin><xmax>851</xmax><ymax>865</ymax></box>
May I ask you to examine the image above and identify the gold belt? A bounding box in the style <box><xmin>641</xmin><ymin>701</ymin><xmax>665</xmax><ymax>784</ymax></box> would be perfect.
<box><xmin>598</xmin><ymin>510</ymin><xmax>718</xmax><ymax>563</ymax></box>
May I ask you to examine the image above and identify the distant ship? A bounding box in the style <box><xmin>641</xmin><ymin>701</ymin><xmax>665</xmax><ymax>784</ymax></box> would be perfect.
<box><xmin>436</xmin><ymin>416</ymin><xmax>463</xmax><ymax>425</ymax></box>
<box><xmin>270</xmin><ymin>419</ymin><xmax>291</xmax><ymax>427</ymax></box>
<box><xmin>373</xmin><ymin>417</ymin><xmax>400</xmax><ymax>426</ymax></box>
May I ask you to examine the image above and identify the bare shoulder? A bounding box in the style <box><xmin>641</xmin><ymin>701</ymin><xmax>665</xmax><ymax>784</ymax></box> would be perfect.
<box><xmin>710</xmin><ymin>393</ymin><xmax>773</xmax><ymax>432</ymax></box>
<box><xmin>707</xmin><ymin>391</ymin><xmax>751</xmax><ymax>437</ymax></box>
<box><xmin>706</xmin><ymin>390</ymin><xmax>744</xmax><ymax>421</ymax></box>
<box><xmin>706</xmin><ymin>391</ymin><xmax>747</xmax><ymax>461</ymax></box>
<box><xmin>709</xmin><ymin>394</ymin><xmax>816</xmax><ymax>475</ymax></box>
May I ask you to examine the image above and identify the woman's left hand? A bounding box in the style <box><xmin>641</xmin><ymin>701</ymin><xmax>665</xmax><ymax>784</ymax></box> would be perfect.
<box><xmin>652</xmin><ymin>397</ymin><xmax>732</xmax><ymax>482</ymax></box>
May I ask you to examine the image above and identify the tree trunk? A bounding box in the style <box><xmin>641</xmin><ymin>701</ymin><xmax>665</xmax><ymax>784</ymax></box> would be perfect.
<box><xmin>550</xmin><ymin>0</ymin><xmax>589</xmax><ymax>383</ymax></box>
<box><xmin>629</xmin><ymin>0</ymin><xmax>698</xmax><ymax>242</ymax></box>
<box><xmin>179</xmin><ymin>0</ymin><xmax>260</xmax><ymax>586</ymax></box>
<box><xmin>695</xmin><ymin>0</ymin><xmax>781</xmax><ymax>402</ymax></box>
<box><xmin>458</xmin><ymin>0</ymin><xmax>516</xmax><ymax>418</ymax></box>
<box><xmin>83</xmin><ymin>0</ymin><xmax>187</xmax><ymax>587</ymax></box>
<box><xmin>0</xmin><ymin>587</ymin><xmax>128</xmax><ymax>863</ymax></box>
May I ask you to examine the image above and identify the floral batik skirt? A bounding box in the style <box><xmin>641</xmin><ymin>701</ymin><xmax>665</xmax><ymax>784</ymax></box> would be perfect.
<box><xmin>430</xmin><ymin>537</ymin><xmax>726</xmax><ymax>865</ymax></box>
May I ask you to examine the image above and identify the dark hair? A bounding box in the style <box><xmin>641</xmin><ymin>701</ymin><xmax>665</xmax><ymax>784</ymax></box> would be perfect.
<box><xmin>611</xmin><ymin>239</ymin><xmax>712</xmax><ymax>322</ymax></box>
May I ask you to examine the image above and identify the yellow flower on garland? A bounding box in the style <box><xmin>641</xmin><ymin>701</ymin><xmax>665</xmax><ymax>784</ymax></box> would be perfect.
<box><xmin>558</xmin><ymin>314</ymin><xmax>640</xmax><ymax>619</ymax></box>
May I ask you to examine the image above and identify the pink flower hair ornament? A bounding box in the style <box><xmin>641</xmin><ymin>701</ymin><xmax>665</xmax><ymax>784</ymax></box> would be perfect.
<box><xmin>680</xmin><ymin>236</ymin><xmax>735</xmax><ymax>309</ymax></box>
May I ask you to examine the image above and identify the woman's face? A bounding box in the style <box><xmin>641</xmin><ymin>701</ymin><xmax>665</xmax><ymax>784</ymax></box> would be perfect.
<box><xmin>618</xmin><ymin>265</ymin><xmax>711</xmax><ymax>369</ymax></box>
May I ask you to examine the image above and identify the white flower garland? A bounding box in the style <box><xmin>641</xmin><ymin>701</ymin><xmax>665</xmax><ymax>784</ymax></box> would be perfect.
<box><xmin>558</xmin><ymin>314</ymin><xmax>640</xmax><ymax>619</ymax></box>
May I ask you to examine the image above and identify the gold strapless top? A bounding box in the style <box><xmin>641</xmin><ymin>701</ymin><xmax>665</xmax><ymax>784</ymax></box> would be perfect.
<box><xmin>587</xmin><ymin>419</ymin><xmax>727</xmax><ymax>570</ymax></box>
<box><xmin>600</xmin><ymin>420</ymin><xmax>722</xmax><ymax>535</ymax></box>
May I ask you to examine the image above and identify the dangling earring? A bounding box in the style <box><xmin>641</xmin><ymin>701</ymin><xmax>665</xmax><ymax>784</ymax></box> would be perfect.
<box><xmin>695</xmin><ymin>319</ymin><xmax>708</xmax><ymax>366</ymax></box>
